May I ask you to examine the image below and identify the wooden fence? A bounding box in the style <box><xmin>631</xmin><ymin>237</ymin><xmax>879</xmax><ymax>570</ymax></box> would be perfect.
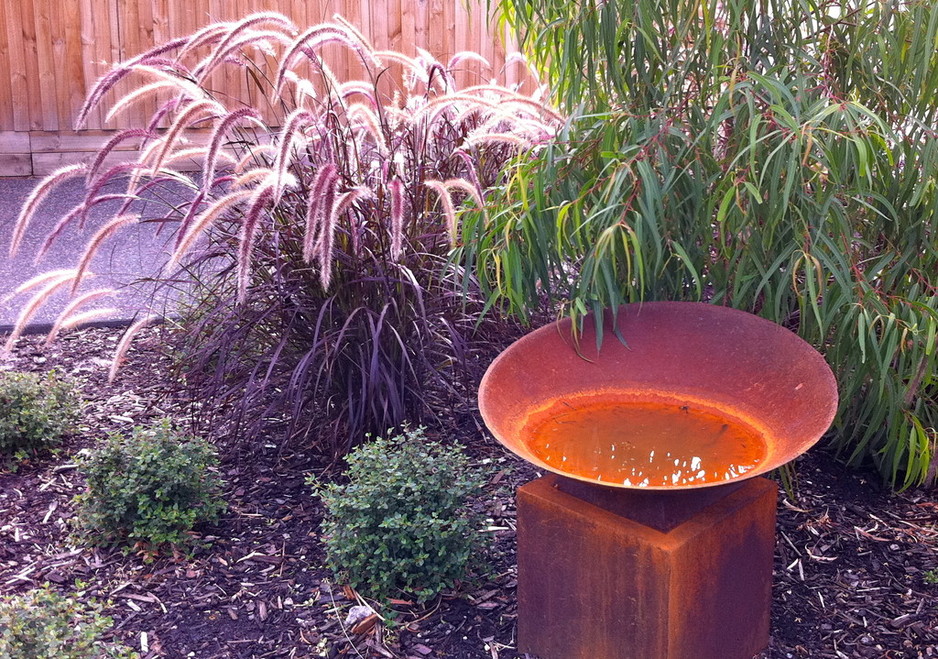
<box><xmin>0</xmin><ymin>0</ymin><xmax>528</xmax><ymax>176</ymax></box>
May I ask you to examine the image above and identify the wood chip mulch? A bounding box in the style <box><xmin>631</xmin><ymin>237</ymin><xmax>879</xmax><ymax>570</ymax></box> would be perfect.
<box><xmin>0</xmin><ymin>327</ymin><xmax>936</xmax><ymax>658</ymax></box>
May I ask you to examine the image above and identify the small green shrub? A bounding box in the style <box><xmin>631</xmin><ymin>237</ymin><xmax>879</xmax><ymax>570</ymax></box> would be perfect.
<box><xmin>0</xmin><ymin>370</ymin><xmax>80</xmax><ymax>455</ymax></box>
<box><xmin>313</xmin><ymin>426</ymin><xmax>484</xmax><ymax>602</ymax></box>
<box><xmin>0</xmin><ymin>585</ymin><xmax>136</xmax><ymax>658</ymax></box>
<box><xmin>74</xmin><ymin>419</ymin><xmax>226</xmax><ymax>548</ymax></box>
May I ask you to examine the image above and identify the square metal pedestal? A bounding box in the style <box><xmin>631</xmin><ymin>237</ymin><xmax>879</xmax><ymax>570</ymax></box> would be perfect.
<box><xmin>516</xmin><ymin>474</ymin><xmax>777</xmax><ymax>659</ymax></box>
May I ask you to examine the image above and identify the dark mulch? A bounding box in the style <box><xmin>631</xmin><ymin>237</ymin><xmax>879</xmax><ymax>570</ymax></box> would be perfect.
<box><xmin>1</xmin><ymin>327</ymin><xmax>936</xmax><ymax>658</ymax></box>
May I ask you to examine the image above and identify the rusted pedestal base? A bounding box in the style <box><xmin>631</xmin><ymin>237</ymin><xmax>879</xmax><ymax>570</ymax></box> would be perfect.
<box><xmin>516</xmin><ymin>475</ymin><xmax>777</xmax><ymax>659</ymax></box>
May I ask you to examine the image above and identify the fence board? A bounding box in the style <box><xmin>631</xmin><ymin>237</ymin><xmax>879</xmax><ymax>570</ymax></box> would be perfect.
<box><xmin>0</xmin><ymin>1</ymin><xmax>12</xmax><ymax>129</ymax></box>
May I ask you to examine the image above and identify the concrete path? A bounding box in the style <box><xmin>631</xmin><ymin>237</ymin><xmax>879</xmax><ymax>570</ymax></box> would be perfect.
<box><xmin>0</xmin><ymin>176</ymin><xmax>187</xmax><ymax>335</ymax></box>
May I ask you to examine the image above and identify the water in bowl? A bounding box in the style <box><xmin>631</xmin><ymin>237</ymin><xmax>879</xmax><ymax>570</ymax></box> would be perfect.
<box><xmin>522</xmin><ymin>394</ymin><xmax>767</xmax><ymax>487</ymax></box>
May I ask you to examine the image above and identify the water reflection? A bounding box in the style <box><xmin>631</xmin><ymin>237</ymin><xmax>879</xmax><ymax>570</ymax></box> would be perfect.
<box><xmin>522</xmin><ymin>396</ymin><xmax>767</xmax><ymax>487</ymax></box>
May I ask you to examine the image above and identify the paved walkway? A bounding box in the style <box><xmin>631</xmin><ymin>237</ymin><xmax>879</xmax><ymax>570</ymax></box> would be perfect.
<box><xmin>0</xmin><ymin>176</ymin><xmax>183</xmax><ymax>335</ymax></box>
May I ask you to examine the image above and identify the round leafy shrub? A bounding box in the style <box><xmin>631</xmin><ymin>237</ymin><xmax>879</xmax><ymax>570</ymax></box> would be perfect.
<box><xmin>74</xmin><ymin>419</ymin><xmax>226</xmax><ymax>548</ymax></box>
<box><xmin>0</xmin><ymin>370</ymin><xmax>80</xmax><ymax>455</ymax></box>
<box><xmin>0</xmin><ymin>585</ymin><xmax>136</xmax><ymax>658</ymax></box>
<box><xmin>313</xmin><ymin>426</ymin><xmax>484</xmax><ymax>602</ymax></box>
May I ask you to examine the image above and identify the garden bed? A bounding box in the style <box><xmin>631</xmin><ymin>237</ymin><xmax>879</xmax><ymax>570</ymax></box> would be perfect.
<box><xmin>1</xmin><ymin>327</ymin><xmax>936</xmax><ymax>658</ymax></box>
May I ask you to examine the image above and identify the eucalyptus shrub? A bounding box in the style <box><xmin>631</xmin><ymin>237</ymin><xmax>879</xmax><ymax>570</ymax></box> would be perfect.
<box><xmin>74</xmin><ymin>420</ymin><xmax>226</xmax><ymax>548</ymax></box>
<box><xmin>0</xmin><ymin>370</ymin><xmax>80</xmax><ymax>455</ymax></box>
<box><xmin>467</xmin><ymin>0</ymin><xmax>938</xmax><ymax>488</ymax></box>
<box><xmin>312</xmin><ymin>426</ymin><xmax>484</xmax><ymax>602</ymax></box>
<box><xmin>6</xmin><ymin>14</ymin><xmax>558</xmax><ymax>456</ymax></box>
<box><xmin>0</xmin><ymin>585</ymin><xmax>136</xmax><ymax>659</ymax></box>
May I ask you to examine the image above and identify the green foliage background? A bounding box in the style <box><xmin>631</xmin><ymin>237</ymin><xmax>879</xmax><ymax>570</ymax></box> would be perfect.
<box><xmin>464</xmin><ymin>0</ymin><xmax>938</xmax><ymax>487</ymax></box>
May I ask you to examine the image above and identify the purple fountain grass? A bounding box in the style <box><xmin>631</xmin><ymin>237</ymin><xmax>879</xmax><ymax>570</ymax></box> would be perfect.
<box><xmin>44</xmin><ymin>288</ymin><xmax>118</xmax><ymax>345</ymax></box>
<box><xmin>193</xmin><ymin>29</ymin><xmax>294</xmax><ymax>83</ymax></box>
<box><xmin>9</xmin><ymin>164</ymin><xmax>87</xmax><ymax>257</ymax></box>
<box><xmin>176</xmin><ymin>22</ymin><xmax>234</xmax><ymax>59</ymax></box>
<box><xmin>149</xmin><ymin>99</ymin><xmax>226</xmax><ymax>173</ymax></box>
<box><xmin>76</xmin><ymin>59</ymin><xmax>199</xmax><ymax>130</ymax></box>
<box><xmin>273</xmin><ymin>109</ymin><xmax>317</xmax><ymax>201</ymax></box>
<box><xmin>237</xmin><ymin>184</ymin><xmax>275</xmax><ymax>303</ymax></box>
<box><xmin>202</xmin><ymin>108</ymin><xmax>264</xmax><ymax>191</ymax></box>
<box><xmin>170</xmin><ymin>190</ymin><xmax>254</xmax><ymax>266</ymax></box>
<box><xmin>276</xmin><ymin>23</ymin><xmax>378</xmax><ymax>93</ymax></box>
<box><xmin>2</xmin><ymin>270</ymin><xmax>82</xmax><ymax>304</ymax></box>
<box><xmin>7</xmin><ymin>12</ymin><xmax>561</xmax><ymax>453</ymax></box>
<box><xmin>303</xmin><ymin>164</ymin><xmax>339</xmax><ymax>265</ymax></box>
<box><xmin>86</xmin><ymin>129</ymin><xmax>154</xmax><ymax>183</ymax></box>
<box><xmin>72</xmin><ymin>215</ymin><xmax>139</xmax><ymax>295</ymax></box>
<box><xmin>3</xmin><ymin>271</ymin><xmax>91</xmax><ymax>352</ymax></box>
<box><xmin>424</xmin><ymin>180</ymin><xmax>459</xmax><ymax>244</ymax></box>
<box><xmin>442</xmin><ymin>178</ymin><xmax>485</xmax><ymax>209</ymax></box>
<box><xmin>194</xmin><ymin>11</ymin><xmax>296</xmax><ymax>66</ymax></box>
<box><xmin>316</xmin><ymin>179</ymin><xmax>340</xmax><ymax>289</ymax></box>
<box><xmin>37</xmin><ymin>198</ymin><xmax>126</xmax><ymax>263</ymax></box>
<box><xmin>347</xmin><ymin>104</ymin><xmax>387</xmax><ymax>153</ymax></box>
<box><xmin>389</xmin><ymin>178</ymin><xmax>406</xmax><ymax>261</ymax></box>
<box><xmin>108</xmin><ymin>315</ymin><xmax>160</xmax><ymax>382</ymax></box>
<box><xmin>104</xmin><ymin>81</ymin><xmax>177</xmax><ymax>125</ymax></box>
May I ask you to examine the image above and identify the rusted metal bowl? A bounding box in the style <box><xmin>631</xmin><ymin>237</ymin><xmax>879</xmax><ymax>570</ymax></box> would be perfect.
<box><xmin>479</xmin><ymin>302</ymin><xmax>838</xmax><ymax>490</ymax></box>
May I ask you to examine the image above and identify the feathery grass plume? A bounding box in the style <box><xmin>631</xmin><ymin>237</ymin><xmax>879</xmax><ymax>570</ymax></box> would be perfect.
<box><xmin>122</xmin><ymin>37</ymin><xmax>188</xmax><ymax>66</ymax></box>
<box><xmin>276</xmin><ymin>23</ymin><xmax>373</xmax><ymax>93</ymax></box>
<box><xmin>339</xmin><ymin>81</ymin><xmax>378</xmax><ymax>105</ymax></box>
<box><xmin>334</xmin><ymin>185</ymin><xmax>374</xmax><ymax>217</ymax></box>
<box><xmin>105</xmin><ymin>81</ymin><xmax>177</xmax><ymax>124</ymax></box>
<box><xmin>9</xmin><ymin>164</ymin><xmax>87</xmax><ymax>257</ymax></box>
<box><xmin>203</xmin><ymin>108</ymin><xmax>264</xmax><ymax>190</ymax></box>
<box><xmin>237</xmin><ymin>184</ymin><xmax>275</xmax><ymax>303</ymax></box>
<box><xmin>303</xmin><ymin>164</ymin><xmax>339</xmax><ymax>264</ymax></box>
<box><xmin>196</xmin><ymin>11</ymin><xmax>296</xmax><ymax>74</ymax></box>
<box><xmin>194</xmin><ymin>29</ymin><xmax>294</xmax><ymax>83</ymax></box>
<box><xmin>332</xmin><ymin>14</ymin><xmax>375</xmax><ymax>56</ymax></box>
<box><xmin>316</xmin><ymin>172</ymin><xmax>340</xmax><ymax>289</ymax></box>
<box><xmin>389</xmin><ymin>177</ymin><xmax>405</xmax><ymax>261</ymax></box>
<box><xmin>347</xmin><ymin>103</ymin><xmax>387</xmax><ymax>153</ymax></box>
<box><xmin>174</xmin><ymin>191</ymin><xmax>207</xmax><ymax>252</ymax></box>
<box><xmin>149</xmin><ymin>99</ymin><xmax>225</xmax><ymax>173</ymax></box>
<box><xmin>2</xmin><ymin>269</ymin><xmax>81</xmax><ymax>304</ymax></box>
<box><xmin>463</xmin><ymin>132</ymin><xmax>530</xmax><ymax>149</ymax></box>
<box><xmin>72</xmin><ymin>215</ymin><xmax>139</xmax><ymax>294</ymax></box>
<box><xmin>425</xmin><ymin>180</ymin><xmax>459</xmax><ymax>244</ymax></box>
<box><xmin>372</xmin><ymin>50</ymin><xmax>424</xmax><ymax>79</ymax></box>
<box><xmin>232</xmin><ymin>167</ymin><xmax>278</xmax><ymax>189</ymax></box>
<box><xmin>448</xmin><ymin>51</ymin><xmax>491</xmax><ymax>72</ymax></box>
<box><xmin>44</xmin><ymin>288</ymin><xmax>118</xmax><ymax>344</ymax></box>
<box><xmin>176</xmin><ymin>21</ymin><xmax>233</xmax><ymax>59</ymax></box>
<box><xmin>274</xmin><ymin>109</ymin><xmax>317</xmax><ymax>201</ymax></box>
<box><xmin>460</xmin><ymin>85</ymin><xmax>562</xmax><ymax>122</ymax></box>
<box><xmin>442</xmin><ymin>177</ymin><xmax>484</xmax><ymax>209</ymax></box>
<box><xmin>76</xmin><ymin>57</ymin><xmax>193</xmax><ymax>129</ymax></box>
<box><xmin>36</xmin><ymin>199</ymin><xmax>124</xmax><ymax>262</ymax></box>
<box><xmin>86</xmin><ymin>129</ymin><xmax>152</xmax><ymax>183</ymax></box>
<box><xmin>169</xmin><ymin>189</ymin><xmax>254</xmax><ymax>266</ymax></box>
<box><xmin>4</xmin><ymin>270</ymin><xmax>89</xmax><ymax>352</ymax></box>
<box><xmin>109</xmin><ymin>314</ymin><xmax>160</xmax><ymax>382</ymax></box>
<box><xmin>165</xmin><ymin>146</ymin><xmax>234</xmax><ymax>170</ymax></box>
<box><xmin>415</xmin><ymin>93</ymin><xmax>499</xmax><ymax>128</ymax></box>
<box><xmin>282</xmin><ymin>70</ymin><xmax>319</xmax><ymax>107</ymax></box>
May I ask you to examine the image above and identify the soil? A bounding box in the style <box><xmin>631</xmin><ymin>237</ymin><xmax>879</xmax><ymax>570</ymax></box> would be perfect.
<box><xmin>1</xmin><ymin>327</ymin><xmax>936</xmax><ymax>658</ymax></box>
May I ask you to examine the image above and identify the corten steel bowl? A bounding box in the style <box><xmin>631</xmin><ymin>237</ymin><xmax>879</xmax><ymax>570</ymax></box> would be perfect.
<box><xmin>479</xmin><ymin>302</ymin><xmax>838</xmax><ymax>490</ymax></box>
